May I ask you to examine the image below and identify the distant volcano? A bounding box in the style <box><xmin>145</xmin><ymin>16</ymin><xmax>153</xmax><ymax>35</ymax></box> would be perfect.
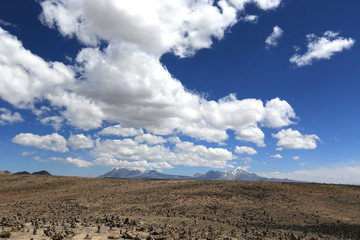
<box><xmin>99</xmin><ymin>168</ymin><xmax>295</xmax><ymax>182</ymax></box>
<box><xmin>99</xmin><ymin>167</ymin><xmax>190</xmax><ymax>179</ymax></box>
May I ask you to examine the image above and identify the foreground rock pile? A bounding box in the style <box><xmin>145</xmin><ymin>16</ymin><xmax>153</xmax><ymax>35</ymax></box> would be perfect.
<box><xmin>0</xmin><ymin>215</ymin><xmax>314</xmax><ymax>240</ymax></box>
<box><xmin>0</xmin><ymin>175</ymin><xmax>359</xmax><ymax>239</ymax></box>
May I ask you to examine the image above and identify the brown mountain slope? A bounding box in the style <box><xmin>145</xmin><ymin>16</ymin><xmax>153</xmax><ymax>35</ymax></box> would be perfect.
<box><xmin>0</xmin><ymin>175</ymin><xmax>359</xmax><ymax>239</ymax></box>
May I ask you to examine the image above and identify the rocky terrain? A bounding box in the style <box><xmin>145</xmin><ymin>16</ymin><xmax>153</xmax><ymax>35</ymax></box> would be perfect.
<box><xmin>0</xmin><ymin>175</ymin><xmax>359</xmax><ymax>239</ymax></box>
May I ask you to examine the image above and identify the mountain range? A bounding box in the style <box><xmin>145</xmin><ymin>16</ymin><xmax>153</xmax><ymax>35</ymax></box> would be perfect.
<box><xmin>99</xmin><ymin>168</ymin><xmax>190</xmax><ymax>180</ymax></box>
<box><xmin>0</xmin><ymin>170</ymin><xmax>52</xmax><ymax>176</ymax></box>
<box><xmin>1</xmin><ymin>168</ymin><xmax>294</xmax><ymax>182</ymax></box>
<box><xmin>99</xmin><ymin>168</ymin><xmax>295</xmax><ymax>182</ymax></box>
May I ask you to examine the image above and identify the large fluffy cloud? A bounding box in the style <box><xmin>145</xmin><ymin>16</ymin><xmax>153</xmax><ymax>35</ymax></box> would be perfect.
<box><xmin>290</xmin><ymin>31</ymin><xmax>355</xmax><ymax>67</ymax></box>
<box><xmin>272</xmin><ymin>128</ymin><xmax>320</xmax><ymax>149</ymax></box>
<box><xmin>40</xmin><ymin>0</ymin><xmax>238</xmax><ymax>58</ymax></box>
<box><xmin>91</xmin><ymin>138</ymin><xmax>235</xmax><ymax>169</ymax></box>
<box><xmin>40</xmin><ymin>0</ymin><xmax>281</xmax><ymax>58</ymax></box>
<box><xmin>263</xmin><ymin>98</ymin><xmax>296</xmax><ymax>128</ymax></box>
<box><xmin>0</xmin><ymin>1</ymin><xmax>316</xmax><ymax>171</ymax></box>
<box><xmin>235</xmin><ymin>146</ymin><xmax>257</xmax><ymax>155</ymax></box>
<box><xmin>0</xmin><ymin>27</ymin><xmax>75</xmax><ymax>108</ymax></box>
<box><xmin>12</xmin><ymin>133</ymin><xmax>68</xmax><ymax>152</ymax></box>
<box><xmin>0</xmin><ymin>25</ymin><xmax>297</xmax><ymax>145</ymax></box>
<box><xmin>68</xmin><ymin>134</ymin><xmax>94</xmax><ymax>150</ymax></box>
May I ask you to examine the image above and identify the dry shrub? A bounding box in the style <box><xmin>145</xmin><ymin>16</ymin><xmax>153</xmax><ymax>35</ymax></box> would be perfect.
<box><xmin>0</xmin><ymin>230</ymin><xmax>11</xmax><ymax>238</ymax></box>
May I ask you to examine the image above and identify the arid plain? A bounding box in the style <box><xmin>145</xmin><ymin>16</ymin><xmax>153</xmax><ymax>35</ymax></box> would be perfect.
<box><xmin>0</xmin><ymin>175</ymin><xmax>359</xmax><ymax>239</ymax></box>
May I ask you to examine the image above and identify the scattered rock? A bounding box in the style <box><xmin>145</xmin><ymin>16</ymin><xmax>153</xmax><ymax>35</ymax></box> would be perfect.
<box><xmin>0</xmin><ymin>230</ymin><xmax>11</xmax><ymax>238</ymax></box>
<box><xmin>4</xmin><ymin>219</ymin><xmax>23</xmax><ymax>227</ymax></box>
<box><xmin>290</xmin><ymin>232</ymin><xmax>298</xmax><ymax>240</ymax></box>
<box><xmin>1</xmin><ymin>175</ymin><xmax>359</xmax><ymax>240</ymax></box>
<box><xmin>123</xmin><ymin>231</ymin><xmax>135</xmax><ymax>239</ymax></box>
<box><xmin>108</xmin><ymin>233</ymin><xmax>121</xmax><ymax>239</ymax></box>
<box><xmin>152</xmin><ymin>228</ymin><xmax>163</xmax><ymax>235</ymax></box>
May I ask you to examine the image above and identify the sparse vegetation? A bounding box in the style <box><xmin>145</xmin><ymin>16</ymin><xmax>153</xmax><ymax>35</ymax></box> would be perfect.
<box><xmin>0</xmin><ymin>230</ymin><xmax>11</xmax><ymax>238</ymax></box>
<box><xmin>0</xmin><ymin>175</ymin><xmax>359</xmax><ymax>239</ymax></box>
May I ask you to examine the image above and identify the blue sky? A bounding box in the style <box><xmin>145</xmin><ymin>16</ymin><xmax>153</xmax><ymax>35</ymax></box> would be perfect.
<box><xmin>0</xmin><ymin>0</ymin><xmax>359</xmax><ymax>184</ymax></box>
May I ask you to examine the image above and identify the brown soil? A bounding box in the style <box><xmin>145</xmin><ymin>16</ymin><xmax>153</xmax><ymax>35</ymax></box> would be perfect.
<box><xmin>0</xmin><ymin>175</ymin><xmax>359</xmax><ymax>239</ymax></box>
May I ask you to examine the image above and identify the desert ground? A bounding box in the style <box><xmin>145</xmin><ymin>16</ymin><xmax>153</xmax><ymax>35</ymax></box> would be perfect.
<box><xmin>0</xmin><ymin>175</ymin><xmax>359</xmax><ymax>240</ymax></box>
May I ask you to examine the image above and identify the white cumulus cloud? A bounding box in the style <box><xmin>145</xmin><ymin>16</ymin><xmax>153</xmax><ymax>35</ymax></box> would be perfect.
<box><xmin>240</xmin><ymin>15</ymin><xmax>258</xmax><ymax>23</ymax></box>
<box><xmin>272</xmin><ymin>128</ymin><xmax>320</xmax><ymax>150</ymax></box>
<box><xmin>236</xmin><ymin>165</ymin><xmax>251</xmax><ymax>171</ymax></box>
<box><xmin>271</xmin><ymin>153</ymin><xmax>282</xmax><ymax>159</ymax></box>
<box><xmin>0</xmin><ymin>108</ymin><xmax>23</xmax><ymax>125</ymax></box>
<box><xmin>290</xmin><ymin>31</ymin><xmax>355</xmax><ymax>67</ymax></box>
<box><xmin>265</xmin><ymin>26</ymin><xmax>283</xmax><ymax>48</ymax></box>
<box><xmin>40</xmin><ymin>116</ymin><xmax>63</xmax><ymax>131</ymax></box>
<box><xmin>68</xmin><ymin>134</ymin><xmax>94</xmax><ymax>150</ymax></box>
<box><xmin>40</xmin><ymin>0</ymin><xmax>240</xmax><ymax>58</ymax></box>
<box><xmin>235</xmin><ymin>126</ymin><xmax>265</xmax><ymax>147</ymax></box>
<box><xmin>0</xmin><ymin>26</ymin><xmax>296</xmax><ymax>145</ymax></box>
<box><xmin>235</xmin><ymin>146</ymin><xmax>257</xmax><ymax>155</ymax></box>
<box><xmin>98</xmin><ymin>124</ymin><xmax>144</xmax><ymax>137</ymax></box>
<box><xmin>0</xmin><ymin>1</ymin><xmax>303</xmax><ymax>171</ymax></box>
<box><xmin>35</xmin><ymin>156</ymin><xmax>93</xmax><ymax>168</ymax></box>
<box><xmin>229</xmin><ymin>0</ymin><xmax>282</xmax><ymax>10</ymax></box>
<box><xmin>0</xmin><ymin>1</ymin><xmax>294</xmax><ymax>146</ymax></box>
<box><xmin>135</xmin><ymin>133</ymin><xmax>167</xmax><ymax>145</ymax></box>
<box><xmin>91</xmin><ymin>138</ymin><xmax>235</xmax><ymax>169</ymax></box>
<box><xmin>0</xmin><ymin>27</ymin><xmax>75</xmax><ymax>108</ymax></box>
<box><xmin>93</xmin><ymin>158</ymin><xmax>173</xmax><ymax>171</ymax></box>
<box><xmin>12</xmin><ymin>133</ymin><xmax>68</xmax><ymax>152</ymax></box>
<box><xmin>263</xmin><ymin>98</ymin><xmax>296</xmax><ymax>128</ymax></box>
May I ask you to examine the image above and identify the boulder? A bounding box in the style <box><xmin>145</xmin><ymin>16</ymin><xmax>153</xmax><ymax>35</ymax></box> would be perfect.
<box><xmin>108</xmin><ymin>233</ymin><xmax>121</xmax><ymax>239</ymax></box>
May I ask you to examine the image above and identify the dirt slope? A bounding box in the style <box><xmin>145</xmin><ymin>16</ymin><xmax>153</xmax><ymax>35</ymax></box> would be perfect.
<box><xmin>0</xmin><ymin>175</ymin><xmax>359</xmax><ymax>239</ymax></box>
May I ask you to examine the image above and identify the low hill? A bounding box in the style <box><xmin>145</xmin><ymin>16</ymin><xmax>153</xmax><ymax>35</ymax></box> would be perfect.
<box><xmin>32</xmin><ymin>170</ymin><xmax>52</xmax><ymax>176</ymax></box>
<box><xmin>1</xmin><ymin>170</ymin><xmax>52</xmax><ymax>176</ymax></box>
<box><xmin>13</xmin><ymin>171</ymin><xmax>31</xmax><ymax>175</ymax></box>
